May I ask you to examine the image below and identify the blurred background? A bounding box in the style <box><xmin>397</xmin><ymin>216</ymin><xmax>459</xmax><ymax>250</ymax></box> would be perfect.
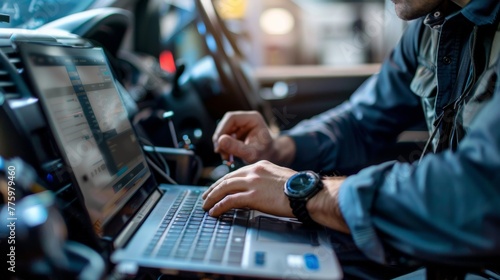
<box><xmin>160</xmin><ymin>0</ymin><xmax>406</xmax><ymax>71</ymax></box>
<box><xmin>0</xmin><ymin>0</ymin><xmax>412</xmax><ymax>169</ymax></box>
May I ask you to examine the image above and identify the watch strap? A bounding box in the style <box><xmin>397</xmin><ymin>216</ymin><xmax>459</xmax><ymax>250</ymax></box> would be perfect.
<box><xmin>289</xmin><ymin>199</ymin><xmax>316</xmax><ymax>225</ymax></box>
<box><xmin>288</xmin><ymin>179</ymin><xmax>323</xmax><ymax>226</ymax></box>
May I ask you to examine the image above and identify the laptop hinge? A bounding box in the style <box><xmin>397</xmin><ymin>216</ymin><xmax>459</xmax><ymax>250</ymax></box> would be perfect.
<box><xmin>113</xmin><ymin>190</ymin><xmax>162</xmax><ymax>249</ymax></box>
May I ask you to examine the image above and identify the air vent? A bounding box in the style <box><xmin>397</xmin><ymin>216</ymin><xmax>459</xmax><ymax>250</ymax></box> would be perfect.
<box><xmin>5</xmin><ymin>48</ymin><xmax>23</xmax><ymax>71</ymax></box>
<box><xmin>0</xmin><ymin>46</ymin><xmax>23</xmax><ymax>99</ymax></box>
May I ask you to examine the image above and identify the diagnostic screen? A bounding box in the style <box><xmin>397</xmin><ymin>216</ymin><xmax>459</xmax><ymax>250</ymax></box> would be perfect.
<box><xmin>18</xmin><ymin>43</ymin><xmax>151</xmax><ymax>233</ymax></box>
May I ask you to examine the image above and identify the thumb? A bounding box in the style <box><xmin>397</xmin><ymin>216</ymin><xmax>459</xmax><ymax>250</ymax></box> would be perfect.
<box><xmin>218</xmin><ymin>134</ymin><xmax>257</xmax><ymax>163</ymax></box>
<box><xmin>218</xmin><ymin>134</ymin><xmax>242</xmax><ymax>155</ymax></box>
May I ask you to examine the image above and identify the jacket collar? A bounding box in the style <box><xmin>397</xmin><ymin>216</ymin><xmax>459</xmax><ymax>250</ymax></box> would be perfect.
<box><xmin>459</xmin><ymin>0</ymin><xmax>500</xmax><ymax>26</ymax></box>
<box><xmin>424</xmin><ymin>0</ymin><xmax>500</xmax><ymax>29</ymax></box>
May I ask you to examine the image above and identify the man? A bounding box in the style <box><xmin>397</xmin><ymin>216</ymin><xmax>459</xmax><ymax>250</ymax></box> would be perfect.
<box><xmin>203</xmin><ymin>0</ymin><xmax>500</xmax><ymax>278</ymax></box>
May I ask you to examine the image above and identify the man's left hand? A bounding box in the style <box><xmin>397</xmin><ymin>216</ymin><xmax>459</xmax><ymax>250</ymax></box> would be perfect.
<box><xmin>202</xmin><ymin>160</ymin><xmax>296</xmax><ymax>218</ymax></box>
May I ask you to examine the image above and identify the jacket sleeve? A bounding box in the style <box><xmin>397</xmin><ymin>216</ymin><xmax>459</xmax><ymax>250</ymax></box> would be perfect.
<box><xmin>339</xmin><ymin>60</ymin><xmax>500</xmax><ymax>266</ymax></box>
<box><xmin>284</xmin><ymin>20</ymin><xmax>425</xmax><ymax>174</ymax></box>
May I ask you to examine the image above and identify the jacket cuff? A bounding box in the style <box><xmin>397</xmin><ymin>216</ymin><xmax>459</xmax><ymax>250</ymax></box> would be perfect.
<box><xmin>338</xmin><ymin>161</ymin><xmax>396</xmax><ymax>263</ymax></box>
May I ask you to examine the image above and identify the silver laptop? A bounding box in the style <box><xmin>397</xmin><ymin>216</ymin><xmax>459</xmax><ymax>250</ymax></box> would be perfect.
<box><xmin>18</xmin><ymin>42</ymin><xmax>342</xmax><ymax>280</ymax></box>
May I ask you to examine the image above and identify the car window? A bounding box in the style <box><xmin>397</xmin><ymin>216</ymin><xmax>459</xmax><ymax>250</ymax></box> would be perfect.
<box><xmin>159</xmin><ymin>1</ymin><xmax>208</xmax><ymax>73</ymax></box>
<box><xmin>0</xmin><ymin>0</ymin><xmax>96</xmax><ymax>29</ymax></box>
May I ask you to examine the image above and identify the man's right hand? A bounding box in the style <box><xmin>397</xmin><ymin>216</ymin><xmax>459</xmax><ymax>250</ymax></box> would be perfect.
<box><xmin>212</xmin><ymin>111</ymin><xmax>296</xmax><ymax>166</ymax></box>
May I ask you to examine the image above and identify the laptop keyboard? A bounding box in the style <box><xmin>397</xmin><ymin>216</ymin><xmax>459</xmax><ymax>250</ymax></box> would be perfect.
<box><xmin>143</xmin><ymin>190</ymin><xmax>250</xmax><ymax>265</ymax></box>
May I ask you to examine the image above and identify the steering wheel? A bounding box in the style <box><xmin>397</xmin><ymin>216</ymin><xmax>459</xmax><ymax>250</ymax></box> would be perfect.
<box><xmin>194</xmin><ymin>0</ymin><xmax>270</xmax><ymax>118</ymax></box>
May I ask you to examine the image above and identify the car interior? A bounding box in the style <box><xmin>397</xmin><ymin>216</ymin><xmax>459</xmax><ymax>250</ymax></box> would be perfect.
<box><xmin>0</xmin><ymin>0</ymin><xmax>498</xmax><ymax>279</ymax></box>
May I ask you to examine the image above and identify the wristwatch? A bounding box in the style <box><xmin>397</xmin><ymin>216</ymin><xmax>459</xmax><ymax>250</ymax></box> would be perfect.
<box><xmin>284</xmin><ymin>171</ymin><xmax>323</xmax><ymax>225</ymax></box>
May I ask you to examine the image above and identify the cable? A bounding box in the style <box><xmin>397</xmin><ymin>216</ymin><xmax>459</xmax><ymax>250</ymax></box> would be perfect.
<box><xmin>192</xmin><ymin>154</ymin><xmax>204</xmax><ymax>184</ymax></box>
<box><xmin>136</xmin><ymin>136</ymin><xmax>178</xmax><ymax>184</ymax></box>
<box><xmin>146</xmin><ymin>156</ymin><xmax>177</xmax><ymax>185</ymax></box>
<box><xmin>451</xmin><ymin>25</ymin><xmax>478</xmax><ymax>148</ymax></box>
<box><xmin>419</xmin><ymin>117</ymin><xmax>442</xmax><ymax>164</ymax></box>
<box><xmin>419</xmin><ymin>26</ymin><xmax>479</xmax><ymax>162</ymax></box>
<box><xmin>139</xmin><ymin>136</ymin><xmax>171</xmax><ymax>177</ymax></box>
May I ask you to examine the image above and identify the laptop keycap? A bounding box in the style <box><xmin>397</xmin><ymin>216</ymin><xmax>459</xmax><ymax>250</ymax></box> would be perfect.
<box><xmin>143</xmin><ymin>190</ymin><xmax>250</xmax><ymax>265</ymax></box>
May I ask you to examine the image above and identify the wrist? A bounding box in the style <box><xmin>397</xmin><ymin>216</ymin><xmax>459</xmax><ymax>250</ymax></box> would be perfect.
<box><xmin>284</xmin><ymin>171</ymin><xmax>322</xmax><ymax>226</ymax></box>
<box><xmin>307</xmin><ymin>177</ymin><xmax>349</xmax><ymax>233</ymax></box>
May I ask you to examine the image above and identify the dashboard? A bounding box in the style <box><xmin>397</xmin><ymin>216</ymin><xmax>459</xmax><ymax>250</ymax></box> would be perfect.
<box><xmin>0</xmin><ymin>29</ymin><xmax>95</xmax><ymax>169</ymax></box>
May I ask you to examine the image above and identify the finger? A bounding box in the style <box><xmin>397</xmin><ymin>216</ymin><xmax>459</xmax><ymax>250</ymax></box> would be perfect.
<box><xmin>212</xmin><ymin>111</ymin><xmax>260</xmax><ymax>150</ymax></box>
<box><xmin>219</xmin><ymin>135</ymin><xmax>261</xmax><ymax>163</ymax></box>
<box><xmin>208</xmin><ymin>192</ymin><xmax>252</xmax><ymax>217</ymax></box>
<box><xmin>215</xmin><ymin>134</ymin><xmax>235</xmax><ymax>160</ymax></box>
<box><xmin>202</xmin><ymin>165</ymin><xmax>248</xmax><ymax>200</ymax></box>
<box><xmin>217</xmin><ymin>135</ymin><xmax>244</xmax><ymax>157</ymax></box>
<box><xmin>202</xmin><ymin>172</ymin><xmax>228</xmax><ymax>200</ymax></box>
<box><xmin>212</xmin><ymin>112</ymin><xmax>240</xmax><ymax>149</ymax></box>
<box><xmin>202</xmin><ymin>177</ymin><xmax>249</xmax><ymax>211</ymax></box>
<box><xmin>202</xmin><ymin>177</ymin><xmax>241</xmax><ymax>210</ymax></box>
<box><xmin>219</xmin><ymin>151</ymin><xmax>230</xmax><ymax>161</ymax></box>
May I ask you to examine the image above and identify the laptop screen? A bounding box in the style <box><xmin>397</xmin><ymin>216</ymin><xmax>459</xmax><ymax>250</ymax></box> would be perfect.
<box><xmin>17</xmin><ymin>42</ymin><xmax>153</xmax><ymax>234</ymax></box>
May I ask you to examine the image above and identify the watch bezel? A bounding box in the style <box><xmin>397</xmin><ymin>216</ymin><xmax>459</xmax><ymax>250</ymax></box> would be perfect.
<box><xmin>284</xmin><ymin>171</ymin><xmax>321</xmax><ymax>199</ymax></box>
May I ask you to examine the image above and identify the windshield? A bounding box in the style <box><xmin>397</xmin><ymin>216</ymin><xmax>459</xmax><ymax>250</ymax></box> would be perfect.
<box><xmin>0</xmin><ymin>0</ymin><xmax>96</xmax><ymax>29</ymax></box>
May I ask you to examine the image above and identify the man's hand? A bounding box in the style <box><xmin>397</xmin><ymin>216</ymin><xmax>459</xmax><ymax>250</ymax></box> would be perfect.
<box><xmin>202</xmin><ymin>160</ymin><xmax>296</xmax><ymax>217</ymax></box>
<box><xmin>202</xmin><ymin>160</ymin><xmax>350</xmax><ymax>234</ymax></box>
<box><xmin>212</xmin><ymin>111</ymin><xmax>295</xmax><ymax>166</ymax></box>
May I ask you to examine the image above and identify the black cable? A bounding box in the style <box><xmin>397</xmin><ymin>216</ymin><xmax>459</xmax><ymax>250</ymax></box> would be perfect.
<box><xmin>138</xmin><ymin>136</ymin><xmax>171</xmax><ymax>177</ymax></box>
<box><xmin>146</xmin><ymin>156</ymin><xmax>177</xmax><ymax>185</ymax></box>
<box><xmin>451</xmin><ymin>25</ymin><xmax>478</xmax><ymax>148</ymax></box>
<box><xmin>419</xmin><ymin>25</ymin><xmax>479</xmax><ymax>162</ymax></box>
<box><xmin>138</xmin><ymin>137</ymin><xmax>179</xmax><ymax>185</ymax></box>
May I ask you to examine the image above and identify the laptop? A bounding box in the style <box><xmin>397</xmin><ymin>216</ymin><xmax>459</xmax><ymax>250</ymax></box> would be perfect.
<box><xmin>17</xmin><ymin>41</ymin><xmax>342</xmax><ymax>280</ymax></box>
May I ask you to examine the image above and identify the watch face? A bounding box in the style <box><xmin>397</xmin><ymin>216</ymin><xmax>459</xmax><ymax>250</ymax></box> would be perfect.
<box><xmin>286</xmin><ymin>171</ymin><xmax>318</xmax><ymax>198</ymax></box>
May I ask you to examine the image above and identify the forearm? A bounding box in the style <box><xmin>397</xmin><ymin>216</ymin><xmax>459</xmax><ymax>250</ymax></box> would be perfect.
<box><xmin>286</xmin><ymin>74</ymin><xmax>422</xmax><ymax>173</ymax></box>
<box><xmin>271</xmin><ymin>135</ymin><xmax>296</xmax><ymax>167</ymax></box>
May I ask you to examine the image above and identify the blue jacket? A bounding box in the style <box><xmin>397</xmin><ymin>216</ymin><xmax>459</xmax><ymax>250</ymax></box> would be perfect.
<box><xmin>286</xmin><ymin>0</ymin><xmax>500</xmax><ymax>265</ymax></box>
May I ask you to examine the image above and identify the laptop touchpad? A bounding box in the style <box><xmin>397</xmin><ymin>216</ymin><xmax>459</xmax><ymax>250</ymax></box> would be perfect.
<box><xmin>256</xmin><ymin>216</ymin><xmax>319</xmax><ymax>246</ymax></box>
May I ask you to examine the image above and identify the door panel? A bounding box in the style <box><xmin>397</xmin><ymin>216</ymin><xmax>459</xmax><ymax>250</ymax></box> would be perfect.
<box><xmin>254</xmin><ymin>64</ymin><xmax>429</xmax><ymax>164</ymax></box>
<box><xmin>254</xmin><ymin>64</ymin><xmax>380</xmax><ymax>130</ymax></box>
